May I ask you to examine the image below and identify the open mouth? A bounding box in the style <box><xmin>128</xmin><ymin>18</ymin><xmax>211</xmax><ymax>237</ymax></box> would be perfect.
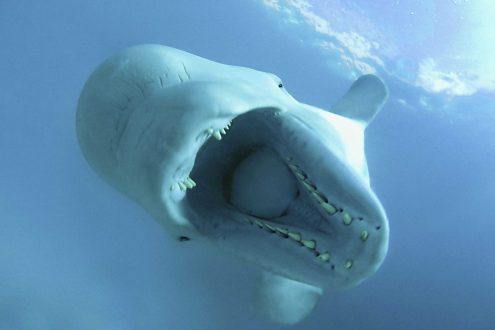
<box><xmin>166</xmin><ymin>107</ymin><xmax>386</xmax><ymax>286</ymax></box>
<box><xmin>76</xmin><ymin>44</ymin><xmax>390</xmax><ymax>299</ymax></box>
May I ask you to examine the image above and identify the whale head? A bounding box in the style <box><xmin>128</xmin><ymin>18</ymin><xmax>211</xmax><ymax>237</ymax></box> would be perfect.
<box><xmin>76</xmin><ymin>44</ymin><xmax>389</xmax><ymax>324</ymax></box>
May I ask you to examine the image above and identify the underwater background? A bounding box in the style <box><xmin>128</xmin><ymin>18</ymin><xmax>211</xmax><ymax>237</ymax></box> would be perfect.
<box><xmin>1</xmin><ymin>0</ymin><xmax>494</xmax><ymax>329</ymax></box>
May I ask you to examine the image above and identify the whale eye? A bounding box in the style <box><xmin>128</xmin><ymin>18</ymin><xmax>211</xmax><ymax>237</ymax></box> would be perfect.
<box><xmin>278</xmin><ymin>82</ymin><xmax>283</xmax><ymax>88</ymax></box>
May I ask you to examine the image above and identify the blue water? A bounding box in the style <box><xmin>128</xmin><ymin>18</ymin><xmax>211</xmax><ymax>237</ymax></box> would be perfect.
<box><xmin>1</xmin><ymin>1</ymin><xmax>494</xmax><ymax>329</ymax></box>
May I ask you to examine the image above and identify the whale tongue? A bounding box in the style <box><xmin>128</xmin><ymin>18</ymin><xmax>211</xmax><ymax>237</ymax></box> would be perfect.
<box><xmin>229</xmin><ymin>147</ymin><xmax>297</xmax><ymax>219</ymax></box>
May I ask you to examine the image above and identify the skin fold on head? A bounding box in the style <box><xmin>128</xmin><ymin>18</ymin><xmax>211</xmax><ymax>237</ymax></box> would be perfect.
<box><xmin>76</xmin><ymin>44</ymin><xmax>390</xmax><ymax>324</ymax></box>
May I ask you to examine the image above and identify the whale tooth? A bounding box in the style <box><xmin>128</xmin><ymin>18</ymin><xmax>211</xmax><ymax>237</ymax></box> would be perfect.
<box><xmin>302</xmin><ymin>239</ymin><xmax>316</xmax><ymax>250</ymax></box>
<box><xmin>288</xmin><ymin>164</ymin><xmax>300</xmax><ymax>173</ymax></box>
<box><xmin>288</xmin><ymin>232</ymin><xmax>301</xmax><ymax>242</ymax></box>
<box><xmin>254</xmin><ymin>220</ymin><xmax>264</xmax><ymax>228</ymax></box>
<box><xmin>220</xmin><ymin>128</ymin><xmax>227</xmax><ymax>135</ymax></box>
<box><xmin>170</xmin><ymin>183</ymin><xmax>177</xmax><ymax>191</ymax></box>
<box><xmin>186</xmin><ymin>177</ymin><xmax>196</xmax><ymax>187</ymax></box>
<box><xmin>312</xmin><ymin>191</ymin><xmax>326</xmax><ymax>203</ymax></box>
<box><xmin>295</xmin><ymin>172</ymin><xmax>306</xmax><ymax>181</ymax></box>
<box><xmin>343</xmin><ymin>212</ymin><xmax>352</xmax><ymax>225</ymax></box>
<box><xmin>178</xmin><ymin>181</ymin><xmax>187</xmax><ymax>191</ymax></box>
<box><xmin>317</xmin><ymin>252</ymin><xmax>330</xmax><ymax>262</ymax></box>
<box><xmin>360</xmin><ymin>230</ymin><xmax>369</xmax><ymax>241</ymax></box>
<box><xmin>183</xmin><ymin>179</ymin><xmax>194</xmax><ymax>189</ymax></box>
<box><xmin>275</xmin><ymin>227</ymin><xmax>289</xmax><ymax>237</ymax></box>
<box><xmin>207</xmin><ymin>128</ymin><xmax>214</xmax><ymax>134</ymax></box>
<box><xmin>184</xmin><ymin>177</ymin><xmax>196</xmax><ymax>187</ymax></box>
<box><xmin>302</xmin><ymin>180</ymin><xmax>316</xmax><ymax>192</ymax></box>
<box><xmin>213</xmin><ymin>130</ymin><xmax>222</xmax><ymax>140</ymax></box>
<box><xmin>265</xmin><ymin>223</ymin><xmax>277</xmax><ymax>233</ymax></box>
<box><xmin>321</xmin><ymin>202</ymin><xmax>337</xmax><ymax>214</ymax></box>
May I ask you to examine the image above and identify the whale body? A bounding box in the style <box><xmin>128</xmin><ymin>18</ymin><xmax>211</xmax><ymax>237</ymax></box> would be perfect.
<box><xmin>76</xmin><ymin>44</ymin><xmax>390</xmax><ymax>324</ymax></box>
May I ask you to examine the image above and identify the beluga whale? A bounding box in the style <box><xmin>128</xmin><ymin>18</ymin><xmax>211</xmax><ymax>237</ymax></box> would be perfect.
<box><xmin>76</xmin><ymin>44</ymin><xmax>390</xmax><ymax>324</ymax></box>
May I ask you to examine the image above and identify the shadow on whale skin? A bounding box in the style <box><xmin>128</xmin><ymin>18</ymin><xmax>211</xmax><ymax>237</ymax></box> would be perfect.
<box><xmin>76</xmin><ymin>44</ymin><xmax>390</xmax><ymax>324</ymax></box>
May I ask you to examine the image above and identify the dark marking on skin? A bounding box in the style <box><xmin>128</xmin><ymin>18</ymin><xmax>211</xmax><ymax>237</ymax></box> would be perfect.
<box><xmin>135</xmin><ymin>121</ymin><xmax>153</xmax><ymax>149</ymax></box>
<box><xmin>135</xmin><ymin>83</ymin><xmax>145</xmax><ymax>97</ymax></box>
<box><xmin>179</xmin><ymin>236</ymin><xmax>191</xmax><ymax>242</ymax></box>
<box><xmin>182</xmin><ymin>62</ymin><xmax>192</xmax><ymax>80</ymax></box>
